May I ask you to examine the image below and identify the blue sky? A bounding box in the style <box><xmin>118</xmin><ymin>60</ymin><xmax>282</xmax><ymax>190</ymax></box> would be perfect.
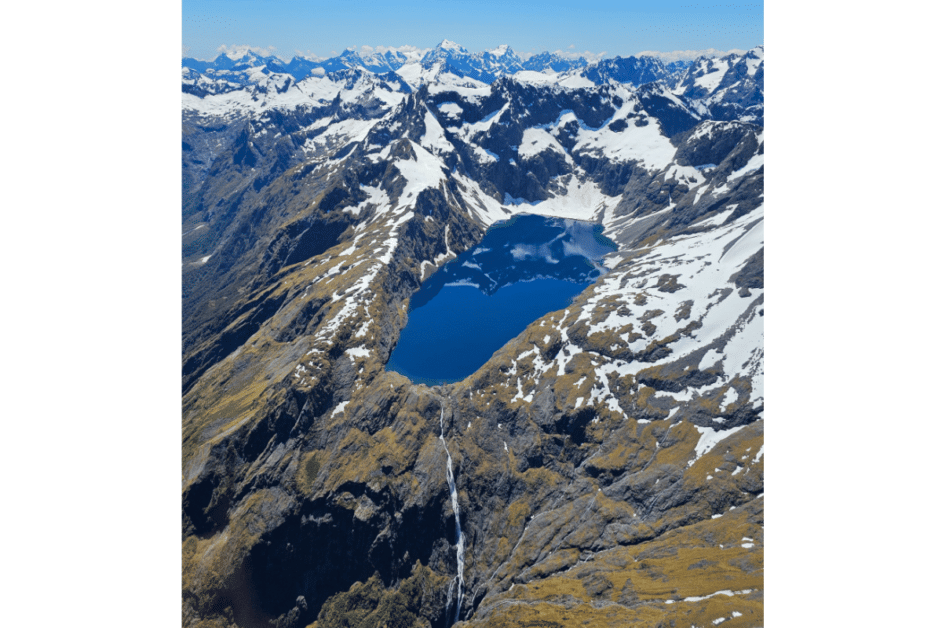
<box><xmin>183</xmin><ymin>0</ymin><xmax>763</xmax><ymax>61</ymax></box>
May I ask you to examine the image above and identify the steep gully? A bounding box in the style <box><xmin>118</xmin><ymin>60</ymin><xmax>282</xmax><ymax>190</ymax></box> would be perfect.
<box><xmin>440</xmin><ymin>407</ymin><xmax>465</xmax><ymax>625</ymax></box>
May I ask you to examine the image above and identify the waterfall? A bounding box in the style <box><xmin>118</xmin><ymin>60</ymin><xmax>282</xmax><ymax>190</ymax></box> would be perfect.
<box><xmin>440</xmin><ymin>407</ymin><xmax>465</xmax><ymax>624</ymax></box>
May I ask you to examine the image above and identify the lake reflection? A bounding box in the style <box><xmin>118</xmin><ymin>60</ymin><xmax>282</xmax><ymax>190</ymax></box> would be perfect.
<box><xmin>387</xmin><ymin>214</ymin><xmax>617</xmax><ymax>385</ymax></box>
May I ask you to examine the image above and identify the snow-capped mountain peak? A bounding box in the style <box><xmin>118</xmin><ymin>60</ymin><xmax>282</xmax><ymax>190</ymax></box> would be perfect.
<box><xmin>438</xmin><ymin>39</ymin><xmax>464</xmax><ymax>51</ymax></box>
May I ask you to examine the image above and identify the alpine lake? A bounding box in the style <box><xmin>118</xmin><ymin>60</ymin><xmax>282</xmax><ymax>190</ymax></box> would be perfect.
<box><xmin>386</xmin><ymin>214</ymin><xmax>617</xmax><ymax>385</ymax></box>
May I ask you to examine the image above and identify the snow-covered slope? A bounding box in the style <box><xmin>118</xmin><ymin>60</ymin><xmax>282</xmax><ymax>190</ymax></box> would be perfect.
<box><xmin>417</xmin><ymin>40</ymin><xmax>526</xmax><ymax>83</ymax></box>
<box><xmin>672</xmin><ymin>46</ymin><xmax>764</xmax><ymax>123</ymax></box>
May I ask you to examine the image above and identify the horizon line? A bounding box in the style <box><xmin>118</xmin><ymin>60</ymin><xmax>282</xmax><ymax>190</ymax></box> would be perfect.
<box><xmin>182</xmin><ymin>41</ymin><xmax>763</xmax><ymax>64</ymax></box>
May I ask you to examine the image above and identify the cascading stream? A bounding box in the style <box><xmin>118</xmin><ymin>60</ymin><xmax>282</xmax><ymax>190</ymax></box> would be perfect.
<box><xmin>440</xmin><ymin>407</ymin><xmax>465</xmax><ymax>625</ymax></box>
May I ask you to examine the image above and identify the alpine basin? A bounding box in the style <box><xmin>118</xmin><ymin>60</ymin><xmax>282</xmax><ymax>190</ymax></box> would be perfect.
<box><xmin>387</xmin><ymin>214</ymin><xmax>616</xmax><ymax>385</ymax></box>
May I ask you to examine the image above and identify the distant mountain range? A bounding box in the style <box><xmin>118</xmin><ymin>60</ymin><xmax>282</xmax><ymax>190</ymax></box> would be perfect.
<box><xmin>183</xmin><ymin>39</ymin><xmax>716</xmax><ymax>85</ymax></box>
<box><xmin>182</xmin><ymin>40</ymin><xmax>763</xmax><ymax>127</ymax></box>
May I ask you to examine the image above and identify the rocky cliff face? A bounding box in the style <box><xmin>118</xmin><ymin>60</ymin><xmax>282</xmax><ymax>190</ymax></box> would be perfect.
<box><xmin>182</xmin><ymin>52</ymin><xmax>764</xmax><ymax>628</ymax></box>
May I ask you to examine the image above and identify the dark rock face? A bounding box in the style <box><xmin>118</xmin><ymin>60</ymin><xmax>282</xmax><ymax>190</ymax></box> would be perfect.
<box><xmin>580</xmin><ymin>56</ymin><xmax>670</xmax><ymax>87</ymax></box>
<box><xmin>522</xmin><ymin>52</ymin><xmax>588</xmax><ymax>73</ymax></box>
<box><xmin>673</xmin><ymin>121</ymin><xmax>759</xmax><ymax>168</ymax></box>
<box><xmin>635</xmin><ymin>84</ymin><xmax>703</xmax><ymax>138</ymax></box>
<box><xmin>182</xmin><ymin>51</ymin><xmax>764</xmax><ymax>628</ymax></box>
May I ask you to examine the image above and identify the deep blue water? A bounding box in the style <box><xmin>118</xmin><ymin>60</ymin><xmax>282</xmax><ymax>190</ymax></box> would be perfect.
<box><xmin>386</xmin><ymin>214</ymin><xmax>616</xmax><ymax>385</ymax></box>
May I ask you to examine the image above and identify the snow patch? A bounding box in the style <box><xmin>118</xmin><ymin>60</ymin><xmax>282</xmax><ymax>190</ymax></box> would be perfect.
<box><xmin>690</xmin><ymin>425</ymin><xmax>747</xmax><ymax>466</ymax></box>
